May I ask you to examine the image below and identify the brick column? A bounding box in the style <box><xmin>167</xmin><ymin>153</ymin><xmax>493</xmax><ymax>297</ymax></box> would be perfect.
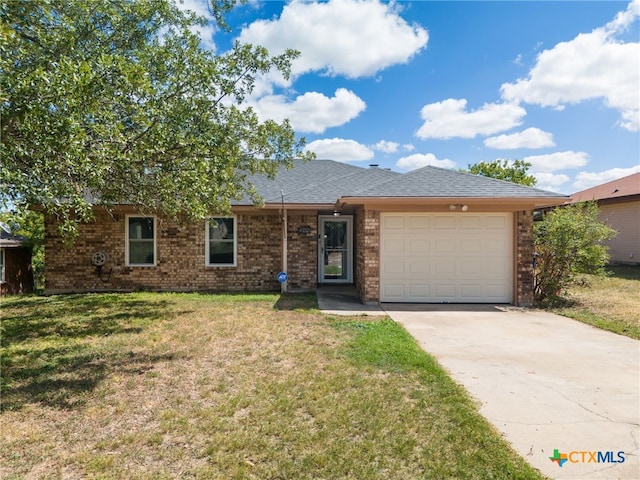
<box><xmin>355</xmin><ymin>208</ymin><xmax>380</xmax><ymax>304</ymax></box>
<box><xmin>516</xmin><ymin>210</ymin><xmax>535</xmax><ymax>306</ymax></box>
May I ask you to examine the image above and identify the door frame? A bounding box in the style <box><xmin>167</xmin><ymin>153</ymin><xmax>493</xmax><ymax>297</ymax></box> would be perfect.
<box><xmin>318</xmin><ymin>215</ymin><xmax>353</xmax><ymax>284</ymax></box>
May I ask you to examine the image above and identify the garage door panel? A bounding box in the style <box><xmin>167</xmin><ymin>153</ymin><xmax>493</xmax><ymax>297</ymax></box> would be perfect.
<box><xmin>434</xmin><ymin>239</ymin><xmax>456</xmax><ymax>254</ymax></box>
<box><xmin>408</xmin><ymin>284</ymin><xmax>430</xmax><ymax>298</ymax></box>
<box><xmin>460</xmin><ymin>260</ymin><xmax>483</xmax><ymax>275</ymax></box>
<box><xmin>409</xmin><ymin>260</ymin><xmax>430</xmax><ymax>274</ymax></box>
<box><xmin>383</xmin><ymin>238</ymin><xmax>406</xmax><ymax>253</ymax></box>
<box><xmin>460</xmin><ymin>217</ymin><xmax>483</xmax><ymax>229</ymax></box>
<box><xmin>381</xmin><ymin>213</ymin><xmax>513</xmax><ymax>303</ymax></box>
<box><xmin>460</xmin><ymin>284</ymin><xmax>483</xmax><ymax>299</ymax></box>
<box><xmin>434</xmin><ymin>261</ymin><xmax>456</xmax><ymax>276</ymax></box>
<box><xmin>434</xmin><ymin>217</ymin><xmax>456</xmax><ymax>229</ymax></box>
<box><xmin>383</xmin><ymin>261</ymin><xmax>405</xmax><ymax>274</ymax></box>
<box><xmin>486</xmin><ymin>238</ymin><xmax>509</xmax><ymax>254</ymax></box>
<box><xmin>486</xmin><ymin>215</ymin><xmax>508</xmax><ymax>229</ymax></box>
<box><xmin>460</xmin><ymin>239</ymin><xmax>483</xmax><ymax>255</ymax></box>
<box><xmin>383</xmin><ymin>216</ymin><xmax>405</xmax><ymax>229</ymax></box>
<box><xmin>408</xmin><ymin>216</ymin><xmax>430</xmax><ymax>228</ymax></box>
<box><xmin>409</xmin><ymin>239</ymin><xmax>430</xmax><ymax>253</ymax></box>
<box><xmin>434</xmin><ymin>284</ymin><xmax>456</xmax><ymax>298</ymax></box>
<box><xmin>382</xmin><ymin>284</ymin><xmax>406</xmax><ymax>299</ymax></box>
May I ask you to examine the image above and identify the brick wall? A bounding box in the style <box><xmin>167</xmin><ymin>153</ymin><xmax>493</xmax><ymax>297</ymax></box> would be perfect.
<box><xmin>286</xmin><ymin>212</ymin><xmax>318</xmax><ymax>290</ymax></box>
<box><xmin>355</xmin><ymin>207</ymin><xmax>380</xmax><ymax>304</ymax></box>
<box><xmin>515</xmin><ymin>210</ymin><xmax>535</xmax><ymax>307</ymax></box>
<box><xmin>45</xmin><ymin>208</ymin><xmax>317</xmax><ymax>294</ymax></box>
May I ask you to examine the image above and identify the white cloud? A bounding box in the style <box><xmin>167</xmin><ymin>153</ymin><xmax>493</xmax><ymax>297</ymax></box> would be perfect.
<box><xmin>523</xmin><ymin>151</ymin><xmax>590</xmax><ymax>173</ymax></box>
<box><xmin>500</xmin><ymin>0</ymin><xmax>640</xmax><ymax>131</ymax></box>
<box><xmin>402</xmin><ymin>144</ymin><xmax>416</xmax><ymax>152</ymax></box>
<box><xmin>572</xmin><ymin>165</ymin><xmax>640</xmax><ymax>190</ymax></box>
<box><xmin>372</xmin><ymin>140</ymin><xmax>399</xmax><ymax>153</ymax></box>
<box><xmin>251</xmin><ymin>88</ymin><xmax>366</xmax><ymax>134</ymax></box>
<box><xmin>237</xmin><ymin>0</ymin><xmax>428</xmax><ymax>79</ymax></box>
<box><xmin>396</xmin><ymin>153</ymin><xmax>456</xmax><ymax>171</ymax></box>
<box><xmin>533</xmin><ymin>172</ymin><xmax>570</xmax><ymax>192</ymax></box>
<box><xmin>416</xmin><ymin>99</ymin><xmax>527</xmax><ymax>139</ymax></box>
<box><xmin>484</xmin><ymin>127</ymin><xmax>555</xmax><ymax>149</ymax></box>
<box><xmin>304</xmin><ymin>138</ymin><xmax>374</xmax><ymax>162</ymax></box>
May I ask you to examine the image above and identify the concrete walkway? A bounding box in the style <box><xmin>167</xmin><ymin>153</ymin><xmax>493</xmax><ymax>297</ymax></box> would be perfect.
<box><xmin>315</xmin><ymin>289</ymin><xmax>639</xmax><ymax>479</ymax></box>
<box><xmin>385</xmin><ymin>305</ymin><xmax>639</xmax><ymax>480</ymax></box>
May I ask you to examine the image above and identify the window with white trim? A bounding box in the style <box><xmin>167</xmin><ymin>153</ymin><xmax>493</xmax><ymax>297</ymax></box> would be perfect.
<box><xmin>0</xmin><ymin>248</ymin><xmax>5</xmax><ymax>283</ymax></box>
<box><xmin>206</xmin><ymin>217</ymin><xmax>236</xmax><ymax>266</ymax></box>
<box><xmin>126</xmin><ymin>216</ymin><xmax>156</xmax><ymax>266</ymax></box>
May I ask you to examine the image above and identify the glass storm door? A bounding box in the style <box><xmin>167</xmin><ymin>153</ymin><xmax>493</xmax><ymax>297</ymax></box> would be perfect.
<box><xmin>319</xmin><ymin>216</ymin><xmax>353</xmax><ymax>283</ymax></box>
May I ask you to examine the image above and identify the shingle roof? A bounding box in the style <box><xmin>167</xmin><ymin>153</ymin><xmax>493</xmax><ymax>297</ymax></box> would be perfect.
<box><xmin>237</xmin><ymin>159</ymin><xmax>566</xmax><ymax>205</ymax></box>
<box><xmin>236</xmin><ymin>159</ymin><xmax>399</xmax><ymax>204</ymax></box>
<box><xmin>570</xmin><ymin>172</ymin><xmax>640</xmax><ymax>203</ymax></box>
<box><xmin>350</xmin><ymin>165</ymin><xmax>565</xmax><ymax>198</ymax></box>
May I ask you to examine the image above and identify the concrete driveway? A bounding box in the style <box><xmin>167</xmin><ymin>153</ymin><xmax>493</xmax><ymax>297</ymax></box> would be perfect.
<box><xmin>384</xmin><ymin>305</ymin><xmax>639</xmax><ymax>480</ymax></box>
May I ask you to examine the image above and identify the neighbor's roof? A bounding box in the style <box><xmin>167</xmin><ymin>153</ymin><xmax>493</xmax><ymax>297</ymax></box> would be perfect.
<box><xmin>238</xmin><ymin>159</ymin><xmax>566</xmax><ymax>206</ymax></box>
<box><xmin>0</xmin><ymin>223</ymin><xmax>28</xmax><ymax>248</ymax></box>
<box><xmin>570</xmin><ymin>172</ymin><xmax>640</xmax><ymax>203</ymax></box>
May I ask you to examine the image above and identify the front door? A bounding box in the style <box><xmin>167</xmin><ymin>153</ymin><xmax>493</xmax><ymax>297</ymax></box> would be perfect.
<box><xmin>319</xmin><ymin>216</ymin><xmax>353</xmax><ymax>283</ymax></box>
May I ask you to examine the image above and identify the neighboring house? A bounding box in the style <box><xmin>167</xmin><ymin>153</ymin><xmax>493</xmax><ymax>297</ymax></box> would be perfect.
<box><xmin>0</xmin><ymin>224</ymin><xmax>34</xmax><ymax>295</ymax></box>
<box><xmin>570</xmin><ymin>172</ymin><xmax>640</xmax><ymax>265</ymax></box>
<box><xmin>42</xmin><ymin>160</ymin><xmax>567</xmax><ymax>305</ymax></box>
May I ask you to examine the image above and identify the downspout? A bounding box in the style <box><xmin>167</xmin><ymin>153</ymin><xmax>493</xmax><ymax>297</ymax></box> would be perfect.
<box><xmin>281</xmin><ymin>189</ymin><xmax>288</xmax><ymax>293</ymax></box>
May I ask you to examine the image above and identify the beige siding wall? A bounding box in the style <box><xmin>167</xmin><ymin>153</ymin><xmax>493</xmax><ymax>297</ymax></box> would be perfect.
<box><xmin>45</xmin><ymin>208</ymin><xmax>318</xmax><ymax>293</ymax></box>
<box><xmin>599</xmin><ymin>200</ymin><xmax>640</xmax><ymax>264</ymax></box>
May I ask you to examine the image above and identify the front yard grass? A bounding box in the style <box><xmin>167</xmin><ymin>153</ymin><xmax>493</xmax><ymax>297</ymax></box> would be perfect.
<box><xmin>1</xmin><ymin>292</ymin><xmax>546</xmax><ymax>479</ymax></box>
<box><xmin>551</xmin><ymin>265</ymin><xmax>640</xmax><ymax>339</ymax></box>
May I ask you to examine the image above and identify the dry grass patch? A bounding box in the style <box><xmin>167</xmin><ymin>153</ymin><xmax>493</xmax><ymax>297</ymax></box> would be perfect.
<box><xmin>1</xmin><ymin>292</ymin><xmax>546</xmax><ymax>479</ymax></box>
<box><xmin>551</xmin><ymin>265</ymin><xmax>640</xmax><ymax>339</ymax></box>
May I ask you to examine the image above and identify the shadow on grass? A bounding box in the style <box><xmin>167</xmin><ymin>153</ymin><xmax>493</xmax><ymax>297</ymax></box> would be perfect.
<box><xmin>0</xmin><ymin>294</ymin><xmax>179</xmax><ymax>412</ymax></box>
<box><xmin>608</xmin><ymin>264</ymin><xmax>640</xmax><ymax>281</ymax></box>
<box><xmin>273</xmin><ymin>292</ymin><xmax>318</xmax><ymax>311</ymax></box>
<box><xmin>1</xmin><ymin>294</ymin><xmax>170</xmax><ymax>343</ymax></box>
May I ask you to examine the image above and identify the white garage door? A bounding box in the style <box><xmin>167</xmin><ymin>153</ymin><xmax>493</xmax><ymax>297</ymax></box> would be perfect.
<box><xmin>380</xmin><ymin>213</ymin><xmax>513</xmax><ymax>303</ymax></box>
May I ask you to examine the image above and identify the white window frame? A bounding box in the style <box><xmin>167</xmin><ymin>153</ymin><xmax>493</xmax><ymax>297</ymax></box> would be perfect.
<box><xmin>0</xmin><ymin>248</ymin><xmax>5</xmax><ymax>283</ymax></box>
<box><xmin>206</xmin><ymin>216</ymin><xmax>237</xmax><ymax>267</ymax></box>
<box><xmin>125</xmin><ymin>215</ymin><xmax>157</xmax><ymax>267</ymax></box>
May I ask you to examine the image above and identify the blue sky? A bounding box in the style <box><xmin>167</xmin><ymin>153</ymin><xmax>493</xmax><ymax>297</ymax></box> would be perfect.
<box><xmin>181</xmin><ymin>0</ymin><xmax>639</xmax><ymax>194</ymax></box>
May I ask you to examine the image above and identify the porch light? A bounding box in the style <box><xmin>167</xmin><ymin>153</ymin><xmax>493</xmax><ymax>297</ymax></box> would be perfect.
<box><xmin>449</xmin><ymin>204</ymin><xmax>469</xmax><ymax>212</ymax></box>
<box><xmin>333</xmin><ymin>211</ymin><xmax>341</xmax><ymax>216</ymax></box>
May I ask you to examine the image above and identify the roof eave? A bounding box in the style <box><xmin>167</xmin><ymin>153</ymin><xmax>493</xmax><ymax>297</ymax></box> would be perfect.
<box><xmin>340</xmin><ymin>196</ymin><xmax>569</xmax><ymax>208</ymax></box>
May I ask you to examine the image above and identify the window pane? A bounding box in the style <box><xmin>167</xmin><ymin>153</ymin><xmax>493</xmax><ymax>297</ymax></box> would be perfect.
<box><xmin>129</xmin><ymin>218</ymin><xmax>154</xmax><ymax>239</ymax></box>
<box><xmin>209</xmin><ymin>218</ymin><xmax>234</xmax><ymax>240</ymax></box>
<box><xmin>129</xmin><ymin>241</ymin><xmax>154</xmax><ymax>264</ymax></box>
<box><xmin>209</xmin><ymin>241</ymin><xmax>234</xmax><ymax>264</ymax></box>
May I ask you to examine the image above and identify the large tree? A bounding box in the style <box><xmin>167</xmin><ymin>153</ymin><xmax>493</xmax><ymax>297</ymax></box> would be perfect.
<box><xmin>465</xmin><ymin>159</ymin><xmax>537</xmax><ymax>187</ymax></box>
<box><xmin>1</xmin><ymin>0</ymin><xmax>310</xmax><ymax>236</ymax></box>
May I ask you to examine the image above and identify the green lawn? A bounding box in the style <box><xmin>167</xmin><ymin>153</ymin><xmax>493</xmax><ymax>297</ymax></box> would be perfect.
<box><xmin>1</xmin><ymin>293</ymin><xmax>546</xmax><ymax>479</ymax></box>
<box><xmin>552</xmin><ymin>265</ymin><xmax>640</xmax><ymax>339</ymax></box>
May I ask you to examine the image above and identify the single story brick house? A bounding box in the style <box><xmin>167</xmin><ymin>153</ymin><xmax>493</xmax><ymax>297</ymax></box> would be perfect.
<box><xmin>0</xmin><ymin>225</ymin><xmax>34</xmax><ymax>296</ymax></box>
<box><xmin>43</xmin><ymin>160</ymin><xmax>567</xmax><ymax>305</ymax></box>
<box><xmin>570</xmin><ymin>172</ymin><xmax>640</xmax><ymax>265</ymax></box>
